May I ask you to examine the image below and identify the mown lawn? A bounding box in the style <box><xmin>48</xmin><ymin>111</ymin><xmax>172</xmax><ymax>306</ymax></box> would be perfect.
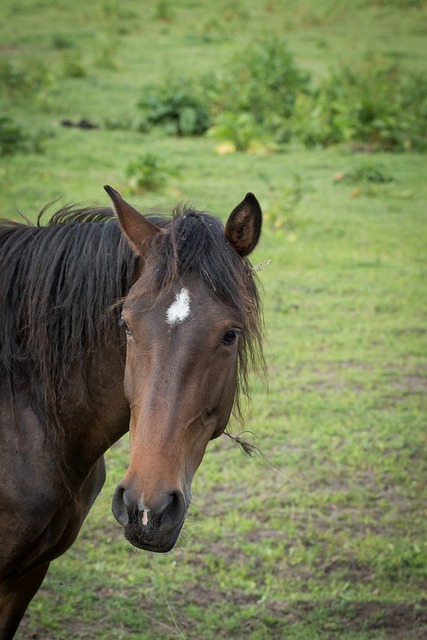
<box><xmin>1</xmin><ymin>1</ymin><xmax>426</xmax><ymax>638</ymax></box>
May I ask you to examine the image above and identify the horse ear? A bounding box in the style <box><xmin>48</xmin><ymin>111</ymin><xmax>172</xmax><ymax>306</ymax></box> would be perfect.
<box><xmin>104</xmin><ymin>185</ymin><xmax>161</xmax><ymax>255</ymax></box>
<box><xmin>225</xmin><ymin>193</ymin><xmax>262</xmax><ymax>258</ymax></box>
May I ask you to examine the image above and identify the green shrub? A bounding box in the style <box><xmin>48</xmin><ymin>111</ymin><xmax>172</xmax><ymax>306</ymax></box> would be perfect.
<box><xmin>295</xmin><ymin>61</ymin><xmax>427</xmax><ymax>151</ymax></box>
<box><xmin>61</xmin><ymin>51</ymin><xmax>87</xmax><ymax>79</ymax></box>
<box><xmin>0</xmin><ymin>59</ymin><xmax>53</xmax><ymax>99</ymax></box>
<box><xmin>126</xmin><ymin>152</ymin><xmax>176</xmax><ymax>192</ymax></box>
<box><xmin>207</xmin><ymin>112</ymin><xmax>266</xmax><ymax>152</ymax></box>
<box><xmin>0</xmin><ymin>116</ymin><xmax>48</xmax><ymax>156</ymax></box>
<box><xmin>52</xmin><ymin>34</ymin><xmax>74</xmax><ymax>50</ymax></box>
<box><xmin>334</xmin><ymin>162</ymin><xmax>395</xmax><ymax>185</ymax></box>
<box><xmin>210</xmin><ymin>36</ymin><xmax>310</xmax><ymax>127</ymax></box>
<box><xmin>154</xmin><ymin>0</ymin><xmax>174</xmax><ymax>22</ymax></box>
<box><xmin>137</xmin><ymin>80</ymin><xmax>211</xmax><ymax>136</ymax></box>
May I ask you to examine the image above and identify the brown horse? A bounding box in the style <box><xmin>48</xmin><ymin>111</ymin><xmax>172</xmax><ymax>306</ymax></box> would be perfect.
<box><xmin>0</xmin><ymin>186</ymin><xmax>263</xmax><ymax>638</ymax></box>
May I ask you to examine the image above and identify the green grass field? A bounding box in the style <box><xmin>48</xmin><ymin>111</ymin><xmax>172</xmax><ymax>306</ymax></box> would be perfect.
<box><xmin>1</xmin><ymin>1</ymin><xmax>426</xmax><ymax>638</ymax></box>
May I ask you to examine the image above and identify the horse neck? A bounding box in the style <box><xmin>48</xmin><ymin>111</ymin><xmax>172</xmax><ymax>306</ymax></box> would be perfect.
<box><xmin>57</xmin><ymin>331</ymin><xmax>130</xmax><ymax>476</ymax></box>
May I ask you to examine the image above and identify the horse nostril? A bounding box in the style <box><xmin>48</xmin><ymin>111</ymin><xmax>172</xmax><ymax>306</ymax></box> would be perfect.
<box><xmin>158</xmin><ymin>490</ymin><xmax>186</xmax><ymax>532</ymax></box>
<box><xmin>112</xmin><ymin>484</ymin><xmax>129</xmax><ymax>527</ymax></box>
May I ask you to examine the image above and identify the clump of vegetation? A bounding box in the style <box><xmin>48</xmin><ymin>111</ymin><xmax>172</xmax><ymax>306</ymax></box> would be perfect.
<box><xmin>207</xmin><ymin>112</ymin><xmax>267</xmax><ymax>152</ymax></box>
<box><xmin>0</xmin><ymin>59</ymin><xmax>54</xmax><ymax>99</ymax></box>
<box><xmin>295</xmin><ymin>61</ymin><xmax>427</xmax><ymax>151</ymax></box>
<box><xmin>136</xmin><ymin>38</ymin><xmax>427</xmax><ymax>153</ymax></box>
<box><xmin>137</xmin><ymin>80</ymin><xmax>211</xmax><ymax>136</ymax></box>
<box><xmin>334</xmin><ymin>162</ymin><xmax>395</xmax><ymax>185</ymax></box>
<box><xmin>211</xmin><ymin>36</ymin><xmax>310</xmax><ymax>122</ymax></box>
<box><xmin>265</xmin><ymin>175</ymin><xmax>314</xmax><ymax>233</ymax></box>
<box><xmin>207</xmin><ymin>41</ymin><xmax>427</xmax><ymax>153</ymax></box>
<box><xmin>0</xmin><ymin>117</ymin><xmax>48</xmax><ymax>156</ymax></box>
<box><xmin>100</xmin><ymin>0</ymin><xmax>136</xmax><ymax>21</ymax></box>
<box><xmin>154</xmin><ymin>0</ymin><xmax>174</xmax><ymax>22</ymax></box>
<box><xmin>61</xmin><ymin>50</ymin><xmax>88</xmax><ymax>79</ymax></box>
<box><xmin>126</xmin><ymin>152</ymin><xmax>176</xmax><ymax>192</ymax></box>
<box><xmin>207</xmin><ymin>36</ymin><xmax>310</xmax><ymax>148</ymax></box>
<box><xmin>51</xmin><ymin>34</ymin><xmax>74</xmax><ymax>50</ymax></box>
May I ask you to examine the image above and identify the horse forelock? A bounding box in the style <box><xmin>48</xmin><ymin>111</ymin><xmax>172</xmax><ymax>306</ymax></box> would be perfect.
<box><xmin>142</xmin><ymin>207</ymin><xmax>265</xmax><ymax>419</ymax></box>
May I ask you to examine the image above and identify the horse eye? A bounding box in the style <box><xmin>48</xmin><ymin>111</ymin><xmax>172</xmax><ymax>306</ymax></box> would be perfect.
<box><xmin>119</xmin><ymin>317</ymin><xmax>132</xmax><ymax>337</ymax></box>
<box><xmin>222</xmin><ymin>329</ymin><xmax>241</xmax><ymax>347</ymax></box>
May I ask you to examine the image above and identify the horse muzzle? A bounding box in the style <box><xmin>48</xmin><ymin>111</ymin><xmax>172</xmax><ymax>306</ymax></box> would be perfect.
<box><xmin>112</xmin><ymin>484</ymin><xmax>188</xmax><ymax>552</ymax></box>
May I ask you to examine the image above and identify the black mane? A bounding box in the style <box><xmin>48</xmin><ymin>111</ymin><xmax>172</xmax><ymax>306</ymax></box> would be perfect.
<box><xmin>0</xmin><ymin>203</ymin><xmax>263</xmax><ymax>438</ymax></box>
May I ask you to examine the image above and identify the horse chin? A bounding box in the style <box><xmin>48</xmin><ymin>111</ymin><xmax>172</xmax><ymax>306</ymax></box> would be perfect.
<box><xmin>123</xmin><ymin>523</ymin><xmax>183</xmax><ymax>553</ymax></box>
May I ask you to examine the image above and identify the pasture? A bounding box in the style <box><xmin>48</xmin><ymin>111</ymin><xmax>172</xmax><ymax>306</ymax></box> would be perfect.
<box><xmin>1</xmin><ymin>1</ymin><xmax>426</xmax><ymax>638</ymax></box>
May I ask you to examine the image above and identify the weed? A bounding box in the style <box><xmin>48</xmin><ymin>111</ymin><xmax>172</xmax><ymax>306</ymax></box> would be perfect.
<box><xmin>210</xmin><ymin>35</ymin><xmax>310</xmax><ymax>131</ymax></box>
<box><xmin>0</xmin><ymin>59</ymin><xmax>53</xmax><ymax>99</ymax></box>
<box><xmin>137</xmin><ymin>81</ymin><xmax>210</xmax><ymax>136</ymax></box>
<box><xmin>61</xmin><ymin>51</ymin><xmax>87</xmax><ymax>79</ymax></box>
<box><xmin>51</xmin><ymin>34</ymin><xmax>74</xmax><ymax>50</ymax></box>
<box><xmin>296</xmin><ymin>60</ymin><xmax>427</xmax><ymax>151</ymax></box>
<box><xmin>264</xmin><ymin>175</ymin><xmax>314</xmax><ymax>233</ymax></box>
<box><xmin>154</xmin><ymin>0</ymin><xmax>174</xmax><ymax>23</ymax></box>
<box><xmin>0</xmin><ymin>117</ymin><xmax>48</xmax><ymax>156</ymax></box>
<box><xmin>94</xmin><ymin>36</ymin><xmax>119</xmax><ymax>70</ymax></box>
<box><xmin>207</xmin><ymin>112</ymin><xmax>267</xmax><ymax>152</ymax></box>
<box><xmin>334</xmin><ymin>163</ymin><xmax>395</xmax><ymax>185</ymax></box>
<box><xmin>126</xmin><ymin>152</ymin><xmax>176</xmax><ymax>193</ymax></box>
<box><xmin>100</xmin><ymin>0</ymin><xmax>136</xmax><ymax>21</ymax></box>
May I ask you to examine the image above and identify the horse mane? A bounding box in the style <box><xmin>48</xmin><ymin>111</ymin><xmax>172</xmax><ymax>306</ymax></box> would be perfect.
<box><xmin>0</xmin><ymin>202</ymin><xmax>263</xmax><ymax>444</ymax></box>
<box><xmin>0</xmin><ymin>206</ymin><xmax>137</xmax><ymax>441</ymax></box>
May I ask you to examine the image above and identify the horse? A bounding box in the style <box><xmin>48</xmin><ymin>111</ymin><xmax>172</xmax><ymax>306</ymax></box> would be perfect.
<box><xmin>0</xmin><ymin>186</ymin><xmax>263</xmax><ymax>638</ymax></box>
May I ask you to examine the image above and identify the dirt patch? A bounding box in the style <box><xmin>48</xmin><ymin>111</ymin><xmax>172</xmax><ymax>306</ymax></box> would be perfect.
<box><xmin>344</xmin><ymin>600</ymin><xmax>427</xmax><ymax>640</ymax></box>
<box><xmin>260</xmin><ymin>599</ymin><xmax>427</xmax><ymax>640</ymax></box>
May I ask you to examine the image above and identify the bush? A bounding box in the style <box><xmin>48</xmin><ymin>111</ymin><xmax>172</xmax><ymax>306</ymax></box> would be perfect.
<box><xmin>126</xmin><ymin>153</ymin><xmax>176</xmax><ymax>192</ymax></box>
<box><xmin>295</xmin><ymin>61</ymin><xmax>427</xmax><ymax>151</ymax></box>
<box><xmin>0</xmin><ymin>116</ymin><xmax>47</xmax><ymax>156</ymax></box>
<box><xmin>137</xmin><ymin>80</ymin><xmax>211</xmax><ymax>136</ymax></box>
<box><xmin>61</xmin><ymin>51</ymin><xmax>87</xmax><ymax>79</ymax></box>
<box><xmin>0</xmin><ymin>59</ymin><xmax>53</xmax><ymax>99</ymax></box>
<box><xmin>334</xmin><ymin>162</ymin><xmax>395</xmax><ymax>185</ymax></box>
<box><xmin>209</xmin><ymin>36</ymin><xmax>310</xmax><ymax>128</ymax></box>
<box><xmin>207</xmin><ymin>112</ymin><xmax>266</xmax><ymax>152</ymax></box>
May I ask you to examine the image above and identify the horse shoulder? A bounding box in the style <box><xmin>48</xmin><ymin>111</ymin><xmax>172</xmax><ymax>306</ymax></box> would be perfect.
<box><xmin>0</xmin><ymin>388</ymin><xmax>105</xmax><ymax>580</ymax></box>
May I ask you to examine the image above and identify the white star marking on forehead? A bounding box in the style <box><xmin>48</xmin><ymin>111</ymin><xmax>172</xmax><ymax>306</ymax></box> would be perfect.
<box><xmin>166</xmin><ymin>288</ymin><xmax>191</xmax><ymax>326</ymax></box>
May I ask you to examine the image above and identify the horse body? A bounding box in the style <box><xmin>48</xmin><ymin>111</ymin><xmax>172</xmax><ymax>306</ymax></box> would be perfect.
<box><xmin>0</xmin><ymin>188</ymin><xmax>262</xmax><ymax>638</ymax></box>
<box><xmin>0</xmin><ymin>323</ymin><xmax>128</xmax><ymax>638</ymax></box>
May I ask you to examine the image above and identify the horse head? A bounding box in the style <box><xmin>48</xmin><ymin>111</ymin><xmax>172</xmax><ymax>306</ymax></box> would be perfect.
<box><xmin>105</xmin><ymin>186</ymin><xmax>262</xmax><ymax>552</ymax></box>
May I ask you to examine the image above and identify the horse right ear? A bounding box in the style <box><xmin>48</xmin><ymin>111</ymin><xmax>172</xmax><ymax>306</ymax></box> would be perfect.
<box><xmin>104</xmin><ymin>185</ymin><xmax>161</xmax><ymax>255</ymax></box>
<box><xmin>225</xmin><ymin>193</ymin><xmax>262</xmax><ymax>258</ymax></box>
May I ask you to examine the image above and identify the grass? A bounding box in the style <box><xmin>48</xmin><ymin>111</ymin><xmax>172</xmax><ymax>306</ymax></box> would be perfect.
<box><xmin>1</xmin><ymin>1</ymin><xmax>426</xmax><ymax>638</ymax></box>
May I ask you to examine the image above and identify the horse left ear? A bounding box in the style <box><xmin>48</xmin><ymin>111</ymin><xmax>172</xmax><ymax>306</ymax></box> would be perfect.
<box><xmin>225</xmin><ymin>193</ymin><xmax>262</xmax><ymax>258</ymax></box>
<box><xmin>104</xmin><ymin>185</ymin><xmax>161</xmax><ymax>255</ymax></box>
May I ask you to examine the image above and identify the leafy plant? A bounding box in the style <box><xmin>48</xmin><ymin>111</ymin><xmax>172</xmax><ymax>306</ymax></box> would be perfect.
<box><xmin>295</xmin><ymin>60</ymin><xmax>427</xmax><ymax>151</ymax></box>
<box><xmin>94</xmin><ymin>36</ymin><xmax>119</xmax><ymax>70</ymax></box>
<box><xmin>334</xmin><ymin>162</ymin><xmax>395</xmax><ymax>185</ymax></box>
<box><xmin>52</xmin><ymin>34</ymin><xmax>74</xmax><ymax>50</ymax></box>
<box><xmin>61</xmin><ymin>50</ymin><xmax>87</xmax><ymax>79</ymax></box>
<box><xmin>154</xmin><ymin>0</ymin><xmax>174</xmax><ymax>22</ymax></box>
<box><xmin>99</xmin><ymin>0</ymin><xmax>136</xmax><ymax>21</ymax></box>
<box><xmin>126</xmin><ymin>152</ymin><xmax>176</xmax><ymax>192</ymax></box>
<box><xmin>207</xmin><ymin>112</ymin><xmax>267</xmax><ymax>152</ymax></box>
<box><xmin>209</xmin><ymin>36</ymin><xmax>310</xmax><ymax>134</ymax></box>
<box><xmin>137</xmin><ymin>80</ymin><xmax>211</xmax><ymax>136</ymax></box>
<box><xmin>0</xmin><ymin>59</ymin><xmax>53</xmax><ymax>99</ymax></box>
<box><xmin>265</xmin><ymin>175</ymin><xmax>314</xmax><ymax>233</ymax></box>
<box><xmin>0</xmin><ymin>116</ymin><xmax>48</xmax><ymax>156</ymax></box>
